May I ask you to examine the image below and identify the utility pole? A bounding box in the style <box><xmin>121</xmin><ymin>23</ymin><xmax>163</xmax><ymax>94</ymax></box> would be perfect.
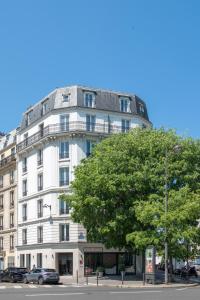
<box><xmin>164</xmin><ymin>149</ymin><xmax>169</xmax><ymax>284</ymax></box>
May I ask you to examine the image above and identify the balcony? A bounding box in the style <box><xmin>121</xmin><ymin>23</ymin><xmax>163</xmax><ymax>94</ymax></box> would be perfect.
<box><xmin>17</xmin><ymin>122</ymin><xmax>126</xmax><ymax>152</ymax></box>
<box><xmin>0</xmin><ymin>154</ymin><xmax>16</xmax><ymax>169</ymax></box>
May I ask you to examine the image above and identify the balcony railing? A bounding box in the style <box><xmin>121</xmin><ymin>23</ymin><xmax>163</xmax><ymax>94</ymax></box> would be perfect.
<box><xmin>0</xmin><ymin>154</ymin><xmax>16</xmax><ymax>169</ymax></box>
<box><xmin>17</xmin><ymin>122</ymin><xmax>126</xmax><ymax>152</ymax></box>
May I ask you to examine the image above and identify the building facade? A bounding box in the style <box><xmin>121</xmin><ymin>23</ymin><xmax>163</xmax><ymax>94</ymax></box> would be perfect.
<box><xmin>0</xmin><ymin>130</ymin><xmax>17</xmax><ymax>269</ymax></box>
<box><xmin>16</xmin><ymin>85</ymin><xmax>151</xmax><ymax>276</ymax></box>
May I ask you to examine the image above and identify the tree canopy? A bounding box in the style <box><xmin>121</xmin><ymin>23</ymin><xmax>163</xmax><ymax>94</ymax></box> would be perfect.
<box><xmin>60</xmin><ymin>128</ymin><xmax>200</xmax><ymax>257</ymax></box>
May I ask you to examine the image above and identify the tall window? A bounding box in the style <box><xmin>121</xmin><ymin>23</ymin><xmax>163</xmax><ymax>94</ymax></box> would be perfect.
<box><xmin>10</xmin><ymin>213</ymin><xmax>14</xmax><ymax>228</ymax></box>
<box><xmin>60</xmin><ymin>224</ymin><xmax>69</xmax><ymax>241</ymax></box>
<box><xmin>22</xmin><ymin>203</ymin><xmax>27</xmax><ymax>221</ymax></box>
<box><xmin>10</xmin><ymin>235</ymin><xmax>14</xmax><ymax>251</ymax></box>
<box><xmin>41</xmin><ymin>101</ymin><xmax>48</xmax><ymax>116</ymax></box>
<box><xmin>60</xmin><ymin>115</ymin><xmax>69</xmax><ymax>131</ymax></box>
<box><xmin>20</xmin><ymin>254</ymin><xmax>25</xmax><ymax>267</ymax></box>
<box><xmin>0</xmin><ymin>237</ymin><xmax>3</xmax><ymax>251</ymax></box>
<box><xmin>39</xmin><ymin>123</ymin><xmax>44</xmax><ymax>138</ymax></box>
<box><xmin>22</xmin><ymin>157</ymin><xmax>27</xmax><ymax>173</ymax></box>
<box><xmin>37</xmin><ymin>149</ymin><xmax>43</xmax><ymax>166</ymax></box>
<box><xmin>86</xmin><ymin>115</ymin><xmax>96</xmax><ymax>132</ymax></box>
<box><xmin>10</xmin><ymin>191</ymin><xmax>14</xmax><ymax>208</ymax></box>
<box><xmin>62</xmin><ymin>94</ymin><xmax>70</xmax><ymax>102</ymax></box>
<box><xmin>0</xmin><ymin>176</ymin><xmax>3</xmax><ymax>188</ymax></box>
<box><xmin>37</xmin><ymin>226</ymin><xmax>43</xmax><ymax>243</ymax></box>
<box><xmin>22</xmin><ymin>229</ymin><xmax>27</xmax><ymax>245</ymax></box>
<box><xmin>138</xmin><ymin>103</ymin><xmax>145</xmax><ymax>114</ymax></box>
<box><xmin>37</xmin><ymin>253</ymin><xmax>43</xmax><ymax>268</ymax></box>
<box><xmin>22</xmin><ymin>179</ymin><xmax>27</xmax><ymax>196</ymax></box>
<box><xmin>37</xmin><ymin>199</ymin><xmax>43</xmax><ymax>218</ymax></box>
<box><xmin>84</xmin><ymin>93</ymin><xmax>95</xmax><ymax>108</ymax></box>
<box><xmin>0</xmin><ymin>195</ymin><xmax>3</xmax><ymax>210</ymax></box>
<box><xmin>10</xmin><ymin>170</ymin><xmax>14</xmax><ymax>184</ymax></box>
<box><xmin>38</xmin><ymin>173</ymin><xmax>43</xmax><ymax>191</ymax></box>
<box><xmin>60</xmin><ymin>199</ymin><xmax>69</xmax><ymax>215</ymax></box>
<box><xmin>121</xmin><ymin>119</ymin><xmax>130</xmax><ymax>133</ymax></box>
<box><xmin>0</xmin><ymin>216</ymin><xmax>3</xmax><ymax>230</ymax></box>
<box><xmin>11</xmin><ymin>147</ymin><xmax>15</xmax><ymax>156</ymax></box>
<box><xmin>59</xmin><ymin>167</ymin><xmax>69</xmax><ymax>186</ymax></box>
<box><xmin>59</xmin><ymin>141</ymin><xmax>69</xmax><ymax>159</ymax></box>
<box><xmin>120</xmin><ymin>98</ymin><xmax>130</xmax><ymax>113</ymax></box>
<box><xmin>26</xmin><ymin>254</ymin><xmax>31</xmax><ymax>269</ymax></box>
<box><xmin>86</xmin><ymin>140</ymin><xmax>96</xmax><ymax>157</ymax></box>
<box><xmin>24</xmin><ymin>133</ymin><xmax>28</xmax><ymax>147</ymax></box>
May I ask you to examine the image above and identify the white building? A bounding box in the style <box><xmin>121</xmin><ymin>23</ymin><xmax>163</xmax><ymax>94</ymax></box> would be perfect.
<box><xmin>16</xmin><ymin>85</ymin><xmax>151</xmax><ymax>276</ymax></box>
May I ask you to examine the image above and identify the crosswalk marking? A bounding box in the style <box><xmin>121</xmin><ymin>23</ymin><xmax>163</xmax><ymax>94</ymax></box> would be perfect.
<box><xmin>28</xmin><ymin>285</ymin><xmax>37</xmax><ymax>288</ymax></box>
<box><xmin>14</xmin><ymin>285</ymin><xmax>22</xmax><ymax>288</ymax></box>
<box><xmin>0</xmin><ymin>284</ymin><xmax>86</xmax><ymax>290</ymax></box>
<box><xmin>0</xmin><ymin>286</ymin><xmax>6</xmax><ymax>289</ymax></box>
<box><xmin>43</xmin><ymin>285</ymin><xmax>53</xmax><ymax>288</ymax></box>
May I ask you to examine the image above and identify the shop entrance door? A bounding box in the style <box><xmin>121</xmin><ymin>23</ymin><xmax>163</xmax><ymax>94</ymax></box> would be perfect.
<box><xmin>58</xmin><ymin>253</ymin><xmax>73</xmax><ymax>275</ymax></box>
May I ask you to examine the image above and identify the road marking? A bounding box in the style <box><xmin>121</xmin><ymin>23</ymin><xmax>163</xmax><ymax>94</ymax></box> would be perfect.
<box><xmin>25</xmin><ymin>292</ymin><xmax>85</xmax><ymax>297</ymax></box>
<box><xmin>176</xmin><ymin>288</ymin><xmax>188</xmax><ymax>291</ymax></box>
<box><xmin>14</xmin><ymin>285</ymin><xmax>22</xmax><ymax>288</ymax></box>
<box><xmin>28</xmin><ymin>285</ymin><xmax>37</xmax><ymax>288</ymax></box>
<box><xmin>110</xmin><ymin>290</ymin><xmax>162</xmax><ymax>294</ymax></box>
<box><xmin>0</xmin><ymin>286</ymin><xmax>6</xmax><ymax>289</ymax></box>
<box><xmin>43</xmin><ymin>285</ymin><xmax>52</xmax><ymax>288</ymax></box>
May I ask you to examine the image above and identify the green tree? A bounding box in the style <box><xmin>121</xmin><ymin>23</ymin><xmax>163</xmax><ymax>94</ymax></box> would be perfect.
<box><xmin>60</xmin><ymin>128</ymin><xmax>200</xmax><ymax>255</ymax></box>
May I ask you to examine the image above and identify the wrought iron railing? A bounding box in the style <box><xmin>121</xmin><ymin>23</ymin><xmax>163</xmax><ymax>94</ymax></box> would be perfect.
<box><xmin>17</xmin><ymin>122</ymin><xmax>125</xmax><ymax>152</ymax></box>
<box><xmin>0</xmin><ymin>154</ymin><xmax>16</xmax><ymax>169</ymax></box>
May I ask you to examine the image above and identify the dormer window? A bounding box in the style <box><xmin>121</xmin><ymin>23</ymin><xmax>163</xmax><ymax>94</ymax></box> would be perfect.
<box><xmin>84</xmin><ymin>93</ymin><xmax>95</xmax><ymax>108</ymax></box>
<box><xmin>41</xmin><ymin>100</ymin><xmax>48</xmax><ymax>116</ymax></box>
<box><xmin>62</xmin><ymin>94</ymin><xmax>70</xmax><ymax>102</ymax></box>
<box><xmin>139</xmin><ymin>103</ymin><xmax>145</xmax><ymax>114</ymax></box>
<box><xmin>26</xmin><ymin>111</ymin><xmax>32</xmax><ymax>126</ymax></box>
<box><xmin>120</xmin><ymin>97</ymin><xmax>130</xmax><ymax>113</ymax></box>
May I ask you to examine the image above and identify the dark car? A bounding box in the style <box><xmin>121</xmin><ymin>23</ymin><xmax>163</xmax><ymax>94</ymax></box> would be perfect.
<box><xmin>0</xmin><ymin>267</ymin><xmax>28</xmax><ymax>283</ymax></box>
<box><xmin>23</xmin><ymin>268</ymin><xmax>59</xmax><ymax>285</ymax></box>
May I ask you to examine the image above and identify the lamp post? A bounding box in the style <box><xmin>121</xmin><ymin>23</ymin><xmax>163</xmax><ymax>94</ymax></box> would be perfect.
<box><xmin>164</xmin><ymin>145</ymin><xmax>181</xmax><ymax>284</ymax></box>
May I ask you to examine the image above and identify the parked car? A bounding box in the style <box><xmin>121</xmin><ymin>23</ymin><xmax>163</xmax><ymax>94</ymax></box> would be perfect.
<box><xmin>174</xmin><ymin>266</ymin><xmax>198</xmax><ymax>278</ymax></box>
<box><xmin>0</xmin><ymin>267</ymin><xmax>28</xmax><ymax>283</ymax></box>
<box><xmin>23</xmin><ymin>268</ymin><xmax>59</xmax><ymax>285</ymax></box>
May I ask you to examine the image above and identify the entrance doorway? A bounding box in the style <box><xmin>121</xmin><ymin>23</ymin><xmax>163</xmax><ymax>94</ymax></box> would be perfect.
<box><xmin>58</xmin><ymin>253</ymin><xmax>73</xmax><ymax>275</ymax></box>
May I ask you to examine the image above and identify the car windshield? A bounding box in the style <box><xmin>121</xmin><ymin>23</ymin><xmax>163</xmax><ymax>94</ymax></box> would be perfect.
<box><xmin>42</xmin><ymin>269</ymin><xmax>56</xmax><ymax>273</ymax></box>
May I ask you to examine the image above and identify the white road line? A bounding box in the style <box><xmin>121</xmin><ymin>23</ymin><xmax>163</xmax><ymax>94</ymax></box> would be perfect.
<box><xmin>0</xmin><ymin>286</ymin><xmax>6</xmax><ymax>289</ymax></box>
<box><xmin>110</xmin><ymin>290</ymin><xmax>162</xmax><ymax>294</ymax></box>
<box><xmin>25</xmin><ymin>292</ymin><xmax>85</xmax><ymax>297</ymax></box>
<box><xmin>28</xmin><ymin>285</ymin><xmax>37</xmax><ymax>288</ymax></box>
<box><xmin>176</xmin><ymin>288</ymin><xmax>188</xmax><ymax>291</ymax></box>
<box><xmin>14</xmin><ymin>285</ymin><xmax>22</xmax><ymax>288</ymax></box>
<box><xmin>42</xmin><ymin>285</ymin><xmax>52</xmax><ymax>288</ymax></box>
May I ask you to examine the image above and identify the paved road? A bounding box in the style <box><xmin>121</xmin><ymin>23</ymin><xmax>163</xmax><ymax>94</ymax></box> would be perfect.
<box><xmin>0</xmin><ymin>283</ymin><xmax>200</xmax><ymax>299</ymax></box>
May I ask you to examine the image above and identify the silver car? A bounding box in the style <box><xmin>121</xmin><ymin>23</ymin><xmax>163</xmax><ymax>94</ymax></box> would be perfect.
<box><xmin>23</xmin><ymin>268</ymin><xmax>59</xmax><ymax>285</ymax></box>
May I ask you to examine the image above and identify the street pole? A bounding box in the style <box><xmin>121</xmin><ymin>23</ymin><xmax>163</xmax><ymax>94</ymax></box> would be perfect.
<box><xmin>164</xmin><ymin>150</ymin><xmax>168</xmax><ymax>284</ymax></box>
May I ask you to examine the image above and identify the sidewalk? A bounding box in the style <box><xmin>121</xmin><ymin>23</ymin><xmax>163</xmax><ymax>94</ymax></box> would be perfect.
<box><xmin>59</xmin><ymin>275</ymin><xmax>199</xmax><ymax>288</ymax></box>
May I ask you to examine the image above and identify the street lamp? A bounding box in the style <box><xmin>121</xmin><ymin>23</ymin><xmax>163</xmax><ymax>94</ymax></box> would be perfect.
<box><xmin>164</xmin><ymin>145</ymin><xmax>181</xmax><ymax>284</ymax></box>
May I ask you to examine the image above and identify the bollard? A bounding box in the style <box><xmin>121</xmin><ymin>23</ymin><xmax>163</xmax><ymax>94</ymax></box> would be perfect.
<box><xmin>143</xmin><ymin>273</ymin><xmax>145</xmax><ymax>285</ymax></box>
<box><xmin>96</xmin><ymin>272</ymin><xmax>99</xmax><ymax>286</ymax></box>
<box><xmin>121</xmin><ymin>271</ymin><xmax>124</xmax><ymax>286</ymax></box>
<box><xmin>76</xmin><ymin>270</ymin><xmax>78</xmax><ymax>285</ymax></box>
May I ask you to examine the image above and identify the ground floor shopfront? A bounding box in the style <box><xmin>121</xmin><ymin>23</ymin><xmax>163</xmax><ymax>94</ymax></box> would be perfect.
<box><xmin>16</xmin><ymin>243</ymin><xmax>143</xmax><ymax>277</ymax></box>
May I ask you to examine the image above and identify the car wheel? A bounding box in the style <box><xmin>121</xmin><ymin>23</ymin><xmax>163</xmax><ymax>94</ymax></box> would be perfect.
<box><xmin>23</xmin><ymin>277</ymin><xmax>29</xmax><ymax>284</ymax></box>
<box><xmin>38</xmin><ymin>277</ymin><xmax>44</xmax><ymax>285</ymax></box>
<box><xmin>10</xmin><ymin>276</ymin><xmax>16</xmax><ymax>283</ymax></box>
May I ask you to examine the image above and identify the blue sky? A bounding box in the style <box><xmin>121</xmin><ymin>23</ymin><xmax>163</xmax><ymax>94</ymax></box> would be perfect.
<box><xmin>0</xmin><ymin>0</ymin><xmax>199</xmax><ymax>137</ymax></box>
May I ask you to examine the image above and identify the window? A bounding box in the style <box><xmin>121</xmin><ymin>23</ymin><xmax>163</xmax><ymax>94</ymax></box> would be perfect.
<box><xmin>60</xmin><ymin>115</ymin><xmax>69</xmax><ymax>131</ymax></box>
<box><xmin>10</xmin><ymin>191</ymin><xmax>14</xmax><ymax>208</ymax></box>
<box><xmin>138</xmin><ymin>103</ymin><xmax>145</xmax><ymax>114</ymax></box>
<box><xmin>37</xmin><ymin>149</ymin><xmax>43</xmax><ymax>166</ymax></box>
<box><xmin>10</xmin><ymin>170</ymin><xmax>14</xmax><ymax>184</ymax></box>
<box><xmin>121</xmin><ymin>119</ymin><xmax>130</xmax><ymax>133</ymax></box>
<box><xmin>26</xmin><ymin>254</ymin><xmax>31</xmax><ymax>269</ymax></box>
<box><xmin>0</xmin><ymin>216</ymin><xmax>3</xmax><ymax>230</ymax></box>
<box><xmin>60</xmin><ymin>224</ymin><xmax>69</xmax><ymax>241</ymax></box>
<box><xmin>37</xmin><ymin>226</ymin><xmax>43</xmax><ymax>243</ymax></box>
<box><xmin>0</xmin><ymin>176</ymin><xmax>3</xmax><ymax>188</ymax></box>
<box><xmin>11</xmin><ymin>147</ymin><xmax>15</xmax><ymax>156</ymax></box>
<box><xmin>37</xmin><ymin>253</ymin><xmax>43</xmax><ymax>268</ymax></box>
<box><xmin>41</xmin><ymin>101</ymin><xmax>48</xmax><ymax>116</ymax></box>
<box><xmin>22</xmin><ymin>229</ymin><xmax>27</xmax><ymax>245</ymax></box>
<box><xmin>22</xmin><ymin>203</ymin><xmax>27</xmax><ymax>221</ymax></box>
<box><xmin>62</xmin><ymin>94</ymin><xmax>70</xmax><ymax>102</ymax></box>
<box><xmin>24</xmin><ymin>133</ymin><xmax>28</xmax><ymax>147</ymax></box>
<box><xmin>120</xmin><ymin>98</ymin><xmax>130</xmax><ymax>113</ymax></box>
<box><xmin>10</xmin><ymin>235</ymin><xmax>14</xmax><ymax>251</ymax></box>
<box><xmin>10</xmin><ymin>213</ymin><xmax>14</xmax><ymax>228</ymax></box>
<box><xmin>39</xmin><ymin>123</ymin><xmax>44</xmax><ymax>137</ymax></box>
<box><xmin>59</xmin><ymin>167</ymin><xmax>69</xmax><ymax>186</ymax></box>
<box><xmin>86</xmin><ymin>115</ymin><xmax>96</xmax><ymax>132</ymax></box>
<box><xmin>0</xmin><ymin>237</ymin><xmax>3</xmax><ymax>251</ymax></box>
<box><xmin>38</xmin><ymin>173</ymin><xmax>43</xmax><ymax>191</ymax></box>
<box><xmin>86</xmin><ymin>140</ymin><xmax>96</xmax><ymax>157</ymax></box>
<box><xmin>0</xmin><ymin>195</ymin><xmax>3</xmax><ymax>210</ymax></box>
<box><xmin>60</xmin><ymin>199</ymin><xmax>69</xmax><ymax>215</ymax></box>
<box><xmin>59</xmin><ymin>142</ymin><xmax>69</xmax><ymax>159</ymax></box>
<box><xmin>37</xmin><ymin>199</ymin><xmax>43</xmax><ymax>218</ymax></box>
<box><xmin>22</xmin><ymin>179</ymin><xmax>27</xmax><ymax>196</ymax></box>
<box><xmin>84</xmin><ymin>93</ymin><xmax>95</xmax><ymax>108</ymax></box>
<box><xmin>26</xmin><ymin>111</ymin><xmax>32</xmax><ymax>126</ymax></box>
<box><xmin>20</xmin><ymin>254</ymin><xmax>25</xmax><ymax>267</ymax></box>
<box><xmin>22</xmin><ymin>157</ymin><xmax>27</xmax><ymax>173</ymax></box>
<box><xmin>1</xmin><ymin>154</ymin><xmax>5</xmax><ymax>160</ymax></box>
